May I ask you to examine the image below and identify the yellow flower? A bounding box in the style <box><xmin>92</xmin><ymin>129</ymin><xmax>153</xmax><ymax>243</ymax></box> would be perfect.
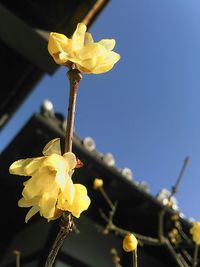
<box><xmin>190</xmin><ymin>222</ymin><xmax>200</xmax><ymax>245</ymax></box>
<box><xmin>123</xmin><ymin>233</ymin><xmax>138</xmax><ymax>252</ymax></box>
<box><xmin>48</xmin><ymin>23</ymin><xmax>120</xmax><ymax>74</ymax></box>
<box><xmin>9</xmin><ymin>138</ymin><xmax>90</xmax><ymax>222</ymax></box>
<box><xmin>58</xmin><ymin>184</ymin><xmax>91</xmax><ymax>218</ymax></box>
<box><xmin>93</xmin><ymin>178</ymin><xmax>103</xmax><ymax>189</ymax></box>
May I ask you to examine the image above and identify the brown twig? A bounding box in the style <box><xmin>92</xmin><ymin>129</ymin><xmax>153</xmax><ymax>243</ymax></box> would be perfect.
<box><xmin>45</xmin><ymin>68</ymin><xmax>82</xmax><ymax>267</ymax></box>
<box><xmin>45</xmin><ymin>213</ymin><xmax>74</xmax><ymax>267</ymax></box>
<box><xmin>65</xmin><ymin>68</ymin><xmax>82</xmax><ymax>152</ymax></box>
<box><xmin>98</xmin><ymin>193</ymin><xmax>160</xmax><ymax>247</ymax></box>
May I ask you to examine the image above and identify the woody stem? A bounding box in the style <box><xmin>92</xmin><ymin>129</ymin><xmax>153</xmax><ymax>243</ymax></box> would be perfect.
<box><xmin>65</xmin><ymin>68</ymin><xmax>82</xmax><ymax>152</ymax></box>
<box><xmin>44</xmin><ymin>67</ymin><xmax>82</xmax><ymax>267</ymax></box>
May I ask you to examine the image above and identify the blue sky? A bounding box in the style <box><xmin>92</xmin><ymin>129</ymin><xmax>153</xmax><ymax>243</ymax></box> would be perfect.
<box><xmin>1</xmin><ymin>0</ymin><xmax>200</xmax><ymax>220</ymax></box>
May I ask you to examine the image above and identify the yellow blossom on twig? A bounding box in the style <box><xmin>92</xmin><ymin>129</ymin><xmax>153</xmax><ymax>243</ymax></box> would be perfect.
<box><xmin>123</xmin><ymin>233</ymin><xmax>138</xmax><ymax>252</ymax></box>
<box><xmin>48</xmin><ymin>23</ymin><xmax>120</xmax><ymax>74</ymax></box>
<box><xmin>190</xmin><ymin>222</ymin><xmax>200</xmax><ymax>245</ymax></box>
<box><xmin>9</xmin><ymin>138</ymin><xmax>90</xmax><ymax>222</ymax></box>
<box><xmin>93</xmin><ymin>178</ymin><xmax>103</xmax><ymax>189</ymax></box>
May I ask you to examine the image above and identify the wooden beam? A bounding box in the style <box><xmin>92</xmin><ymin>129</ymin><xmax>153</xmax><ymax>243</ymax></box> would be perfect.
<box><xmin>0</xmin><ymin>4</ymin><xmax>56</xmax><ymax>74</ymax></box>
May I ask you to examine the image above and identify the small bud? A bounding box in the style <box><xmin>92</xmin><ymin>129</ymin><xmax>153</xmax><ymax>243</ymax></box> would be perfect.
<box><xmin>123</xmin><ymin>233</ymin><xmax>138</xmax><ymax>252</ymax></box>
<box><xmin>102</xmin><ymin>227</ymin><xmax>109</xmax><ymax>235</ymax></box>
<box><xmin>93</xmin><ymin>178</ymin><xmax>103</xmax><ymax>190</ymax></box>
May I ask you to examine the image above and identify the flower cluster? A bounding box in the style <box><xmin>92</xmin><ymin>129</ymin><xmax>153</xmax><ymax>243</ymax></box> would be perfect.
<box><xmin>190</xmin><ymin>222</ymin><xmax>200</xmax><ymax>245</ymax></box>
<box><xmin>48</xmin><ymin>23</ymin><xmax>120</xmax><ymax>74</ymax></box>
<box><xmin>9</xmin><ymin>138</ymin><xmax>90</xmax><ymax>222</ymax></box>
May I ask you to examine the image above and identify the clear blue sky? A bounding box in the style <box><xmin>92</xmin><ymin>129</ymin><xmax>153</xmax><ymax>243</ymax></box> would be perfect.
<box><xmin>1</xmin><ymin>0</ymin><xmax>200</xmax><ymax>220</ymax></box>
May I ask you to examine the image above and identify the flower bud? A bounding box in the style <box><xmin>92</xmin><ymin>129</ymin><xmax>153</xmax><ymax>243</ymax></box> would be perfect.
<box><xmin>93</xmin><ymin>178</ymin><xmax>103</xmax><ymax>190</ymax></box>
<box><xmin>123</xmin><ymin>233</ymin><xmax>138</xmax><ymax>252</ymax></box>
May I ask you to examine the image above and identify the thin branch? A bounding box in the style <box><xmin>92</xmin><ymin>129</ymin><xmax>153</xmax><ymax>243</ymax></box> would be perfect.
<box><xmin>99</xmin><ymin>208</ymin><xmax>160</xmax><ymax>246</ymax></box>
<box><xmin>132</xmin><ymin>250</ymin><xmax>138</xmax><ymax>267</ymax></box>
<box><xmin>45</xmin><ymin>213</ymin><xmax>74</xmax><ymax>267</ymax></box>
<box><xmin>176</xmin><ymin>223</ymin><xmax>193</xmax><ymax>245</ymax></box>
<box><xmin>99</xmin><ymin>187</ymin><xmax>115</xmax><ymax>210</ymax></box>
<box><xmin>65</xmin><ymin>68</ymin><xmax>82</xmax><ymax>152</ymax></box>
<box><xmin>171</xmin><ymin>157</ymin><xmax>189</xmax><ymax>197</ymax></box>
<box><xmin>13</xmin><ymin>250</ymin><xmax>21</xmax><ymax>267</ymax></box>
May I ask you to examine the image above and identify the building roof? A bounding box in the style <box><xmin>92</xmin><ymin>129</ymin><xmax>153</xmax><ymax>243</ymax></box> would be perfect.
<box><xmin>0</xmin><ymin>108</ymin><xmax>195</xmax><ymax>266</ymax></box>
<box><xmin>0</xmin><ymin>0</ymin><xmax>108</xmax><ymax>129</ymax></box>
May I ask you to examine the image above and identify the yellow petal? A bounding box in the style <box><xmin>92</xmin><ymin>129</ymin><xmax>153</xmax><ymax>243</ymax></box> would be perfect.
<box><xmin>62</xmin><ymin>175</ymin><xmax>75</xmax><ymax>205</ymax></box>
<box><xmin>9</xmin><ymin>157</ymin><xmax>44</xmax><ymax>176</ymax></box>
<box><xmin>48</xmin><ymin>32</ymin><xmax>69</xmax><ymax>54</ymax></box>
<box><xmin>84</xmin><ymin>32</ymin><xmax>94</xmax><ymax>45</ymax></box>
<box><xmin>72</xmin><ymin>23</ymin><xmax>87</xmax><ymax>50</ymax></box>
<box><xmin>98</xmin><ymin>39</ymin><xmax>116</xmax><ymax>51</ymax></box>
<box><xmin>42</xmin><ymin>138</ymin><xmax>61</xmax><ymax>156</ymax></box>
<box><xmin>39</xmin><ymin>192</ymin><xmax>57</xmax><ymax>219</ymax></box>
<box><xmin>78</xmin><ymin>43</ymin><xmax>106</xmax><ymax>60</ymax></box>
<box><xmin>48</xmin><ymin>32</ymin><xmax>72</xmax><ymax>64</ymax></box>
<box><xmin>42</xmin><ymin>154</ymin><xmax>68</xmax><ymax>173</ymax></box>
<box><xmin>78</xmin><ymin>57</ymin><xmax>97</xmax><ymax>71</ymax></box>
<box><xmin>18</xmin><ymin>197</ymin><xmax>39</xmax><ymax>207</ymax></box>
<box><xmin>55</xmin><ymin>171</ymin><xmax>67</xmax><ymax>191</ymax></box>
<box><xmin>57</xmin><ymin>192</ymin><xmax>66</xmax><ymax>210</ymax></box>
<box><xmin>64</xmin><ymin>184</ymin><xmax>90</xmax><ymax>218</ymax></box>
<box><xmin>63</xmin><ymin>152</ymin><xmax>77</xmax><ymax>170</ymax></box>
<box><xmin>22</xmin><ymin>169</ymin><xmax>57</xmax><ymax>199</ymax></box>
<box><xmin>92</xmin><ymin>51</ymin><xmax>120</xmax><ymax>74</ymax></box>
<box><xmin>75</xmin><ymin>64</ymin><xmax>91</xmax><ymax>74</ymax></box>
<box><xmin>47</xmin><ymin>208</ymin><xmax>63</xmax><ymax>222</ymax></box>
<box><xmin>25</xmin><ymin>206</ymin><xmax>40</xmax><ymax>223</ymax></box>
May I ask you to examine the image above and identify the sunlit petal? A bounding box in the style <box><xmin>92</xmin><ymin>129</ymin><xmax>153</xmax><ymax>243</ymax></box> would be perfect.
<box><xmin>64</xmin><ymin>184</ymin><xmax>90</xmax><ymax>218</ymax></box>
<box><xmin>62</xmin><ymin>176</ymin><xmax>75</xmax><ymax>205</ymax></box>
<box><xmin>48</xmin><ymin>23</ymin><xmax>120</xmax><ymax>74</ymax></box>
<box><xmin>72</xmin><ymin>23</ymin><xmax>87</xmax><ymax>50</ymax></box>
<box><xmin>84</xmin><ymin>32</ymin><xmax>94</xmax><ymax>45</ymax></box>
<box><xmin>78</xmin><ymin>43</ymin><xmax>106</xmax><ymax>60</ymax></box>
<box><xmin>42</xmin><ymin>138</ymin><xmax>61</xmax><ymax>156</ymax></box>
<box><xmin>22</xmin><ymin>169</ymin><xmax>57</xmax><ymax>199</ymax></box>
<box><xmin>98</xmin><ymin>39</ymin><xmax>116</xmax><ymax>51</ymax></box>
<box><xmin>63</xmin><ymin>152</ymin><xmax>77</xmax><ymax>170</ymax></box>
<box><xmin>42</xmin><ymin>154</ymin><xmax>67</xmax><ymax>173</ymax></box>
<box><xmin>92</xmin><ymin>51</ymin><xmax>120</xmax><ymax>74</ymax></box>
